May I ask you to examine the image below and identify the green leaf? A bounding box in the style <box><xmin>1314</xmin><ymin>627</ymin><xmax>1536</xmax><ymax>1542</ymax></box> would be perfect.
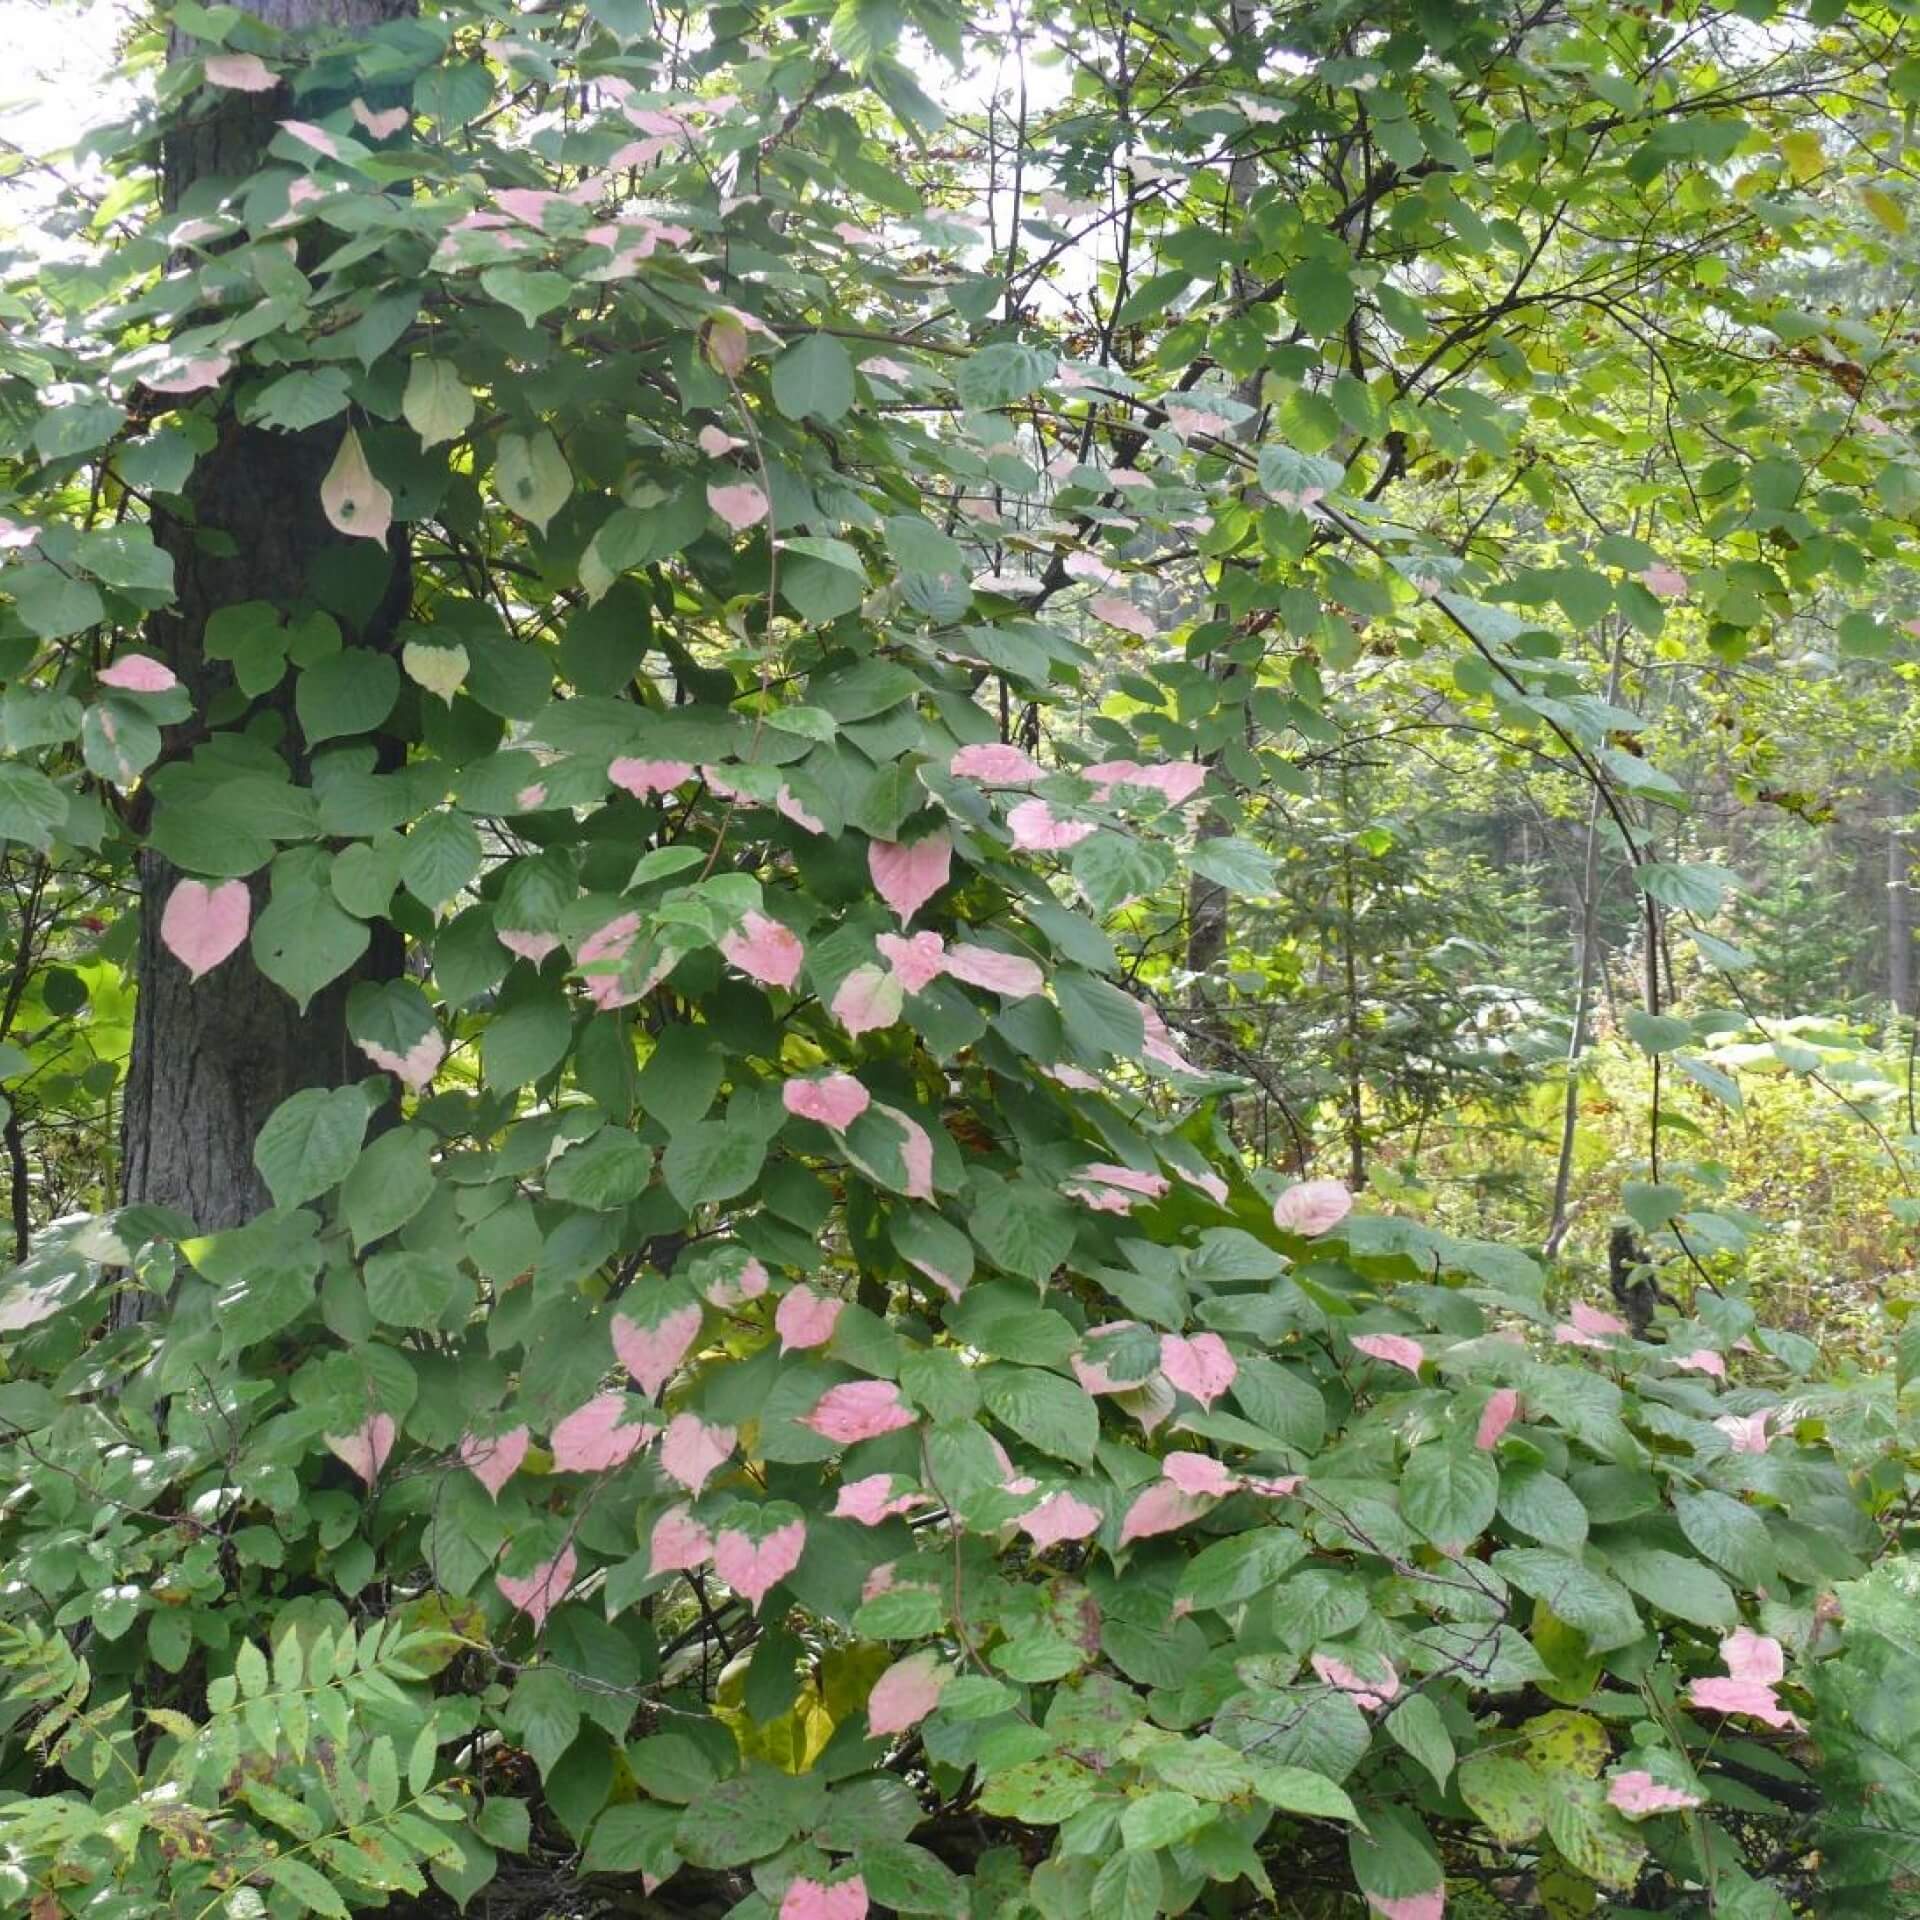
<box><xmin>1636</xmin><ymin>861</ymin><xmax>1738</xmax><ymax>913</ymax></box>
<box><xmin>1285</xmin><ymin>256</ymin><xmax>1355</xmax><ymax>333</ymax></box>
<box><xmin>342</xmin><ymin>1126</ymin><xmax>436</xmax><ymax>1251</ymax></box>
<box><xmin>662</xmin><ymin>1119</ymin><xmax>767</xmax><ymax>1208</ymax></box>
<box><xmin>1187</xmin><ymin>835</ymin><xmax>1272</xmax><ymax>896</ymax></box>
<box><xmin>1672</xmin><ymin>1489</ymin><xmax>1777</xmax><ymax>1588</ymax></box>
<box><xmin>1492</xmin><ymin>1548</ymin><xmax>1640</xmax><ymax>1650</ymax></box>
<box><xmin>1178</xmin><ymin>1529</ymin><xmax>1307</xmax><ymax>1610</ymax></box>
<box><xmin>494</xmin><ymin>428</ymin><xmax>572</xmax><ymax>532</ymax></box>
<box><xmin>1386</xmin><ymin>1692</ymin><xmax>1455</xmax><ymax>1789</ymax></box>
<box><xmin>1601</xmin><ymin>1542</ymin><xmax>1736</xmax><ymax>1631</ymax></box>
<box><xmin>403</xmin><ymin>358</ymin><xmax>476</xmax><ymax>449</ymax></box>
<box><xmin>296</xmin><ymin>650</ymin><xmax>400</xmax><ymax>744</ymax></box>
<box><xmin>980</xmin><ymin>1364</ymin><xmax>1097</xmax><ymax>1464</ymax></box>
<box><xmin>955</xmin><ymin>341</ymin><xmax>1056</xmax><ymax>410</ymax></box>
<box><xmin>1348</xmin><ymin>1807</ymin><xmax>1443</xmax><ymax>1918</ymax></box>
<box><xmin>970</xmin><ymin>1173</ymin><xmax>1075</xmax><ymax>1283</ymax></box>
<box><xmin>265</xmin><ymin>1856</ymin><xmax>351</xmax><ymax>1918</ymax></box>
<box><xmin>1249</xmin><ymin>1764</ymin><xmax>1360</xmax><ymax>1823</ymax></box>
<box><xmin>1623</xmin><ymin>1008</ymin><xmax>1692</xmax><ymax>1054</ymax></box>
<box><xmin>1400</xmin><ymin>1443</ymin><xmax>1499</xmax><ymax>1550</ymax></box>
<box><xmin>364</xmin><ymin>1250</ymin><xmax>464</xmax><ymax>1328</ymax></box>
<box><xmin>11</xmin><ymin>568</ymin><xmax>104</xmax><ymax>640</ymax></box>
<box><xmin>548</xmin><ymin>1127</ymin><xmax>654</xmax><ymax>1209</ymax></box>
<box><xmin>0</xmin><ymin>763</ymin><xmax>70</xmax><ymax>849</ymax></box>
<box><xmin>1456</xmin><ymin>1751</ymin><xmax>1548</xmax><ymax>1844</ymax></box>
<box><xmin>672</xmin><ymin>1772</ymin><xmax>802</xmax><ymax>1866</ymax></box>
<box><xmin>254</xmin><ymin>1086</ymin><xmax>372</xmax><ymax>1209</ymax></box>
<box><xmin>402</xmin><ymin>811</ymin><xmax>484</xmax><ymax>907</ymax></box>
<box><xmin>253</xmin><ymin>885</ymin><xmax>371</xmax><ymax>1011</ymax></box>
<box><xmin>481</xmin><ymin>993</ymin><xmax>572</xmax><ymax>1091</ymax></box>
<box><xmin>772</xmin><ymin>333</ymin><xmax>855</xmax><ymax>422</ymax></box>
<box><xmin>857</xmin><ymin>1839</ymin><xmax>967</xmax><ymax>1915</ymax></box>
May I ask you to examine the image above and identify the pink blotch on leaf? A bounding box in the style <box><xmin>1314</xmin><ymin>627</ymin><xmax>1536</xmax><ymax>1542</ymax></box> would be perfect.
<box><xmin>1065</xmin><ymin>1180</ymin><xmax>1135</xmax><ymax>1215</ymax></box>
<box><xmin>205</xmin><ymin>52</ymin><xmax>277</xmax><ymax>91</ymax></box>
<box><xmin>160</xmin><ymin>879</ymin><xmax>250</xmax><ymax>982</ymax></box>
<box><xmin>1119</xmin><ymin>1479</ymin><xmax>1210</xmax><ymax>1544</ymax></box>
<box><xmin>1139</xmin><ymin>1002</ymin><xmax>1192</xmax><ymax>1073</ymax></box>
<box><xmin>1688</xmin><ymin>1628</ymin><xmax>1800</xmax><ymax>1728</ymax></box>
<box><xmin>324</xmin><ymin>1413</ymin><xmax>395</xmax><ymax>1486</ymax></box>
<box><xmin>1642</xmin><ymin>562</ymin><xmax>1690</xmax><ymax>599</ymax></box>
<box><xmin>868</xmin><ymin>1652</ymin><xmax>947</xmax><ymax>1736</ymax></box>
<box><xmin>497</xmin><ymin>1545</ymin><xmax>577</xmax><ymax>1630</ymax></box>
<box><xmin>701</xmin><ymin>1254</ymin><xmax>769</xmax><ymax>1309</ymax></box>
<box><xmin>1570</xmin><ymin>1300</ymin><xmax>1630</xmax><ymax>1338</ymax></box>
<box><xmin>720</xmin><ymin>911</ymin><xmax>804</xmax><ymax>990</ymax></box>
<box><xmin>1608</xmin><ymin>1770</ymin><xmax>1702</xmax><ymax>1817</ymax></box>
<box><xmin>777</xmin><ymin>784</ymin><xmax>825</xmax><ymax>835</ymax></box>
<box><xmin>779</xmin><ymin>1878</ymin><xmax>868</xmax><ymax>1920</ymax></box>
<box><xmin>877</xmin><ymin>930</ymin><xmax>948</xmax><ymax>994</ymax></box>
<box><xmin>802</xmin><ymin>1380</ymin><xmax>916</xmax><ymax>1444</ymax></box>
<box><xmin>1085</xmin><ymin>759</ymin><xmax>1208</xmax><ymax>807</ymax></box>
<box><xmin>1352</xmin><ymin>1332</ymin><xmax>1426</xmax><ymax>1378</ymax></box>
<box><xmin>609</xmin><ymin>756</ymin><xmax>694</xmax><ymax>798</ymax></box>
<box><xmin>459</xmin><ymin>1426</ymin><xmax>529</xmax><ymax>1500</ymax></box>
<box><xmin>831</xmin><ymin>963</ymin><xmax>903</xmax><ymax>1038</ymax></box>
<box><xmin>1162</xmin><ymin>1452</ymin><xmax>1237</xmax><ymax>1498</ymax></box>
<box><xmin>1674</xmin><ymin>1348</ymin><xmax>1727</xmax><ymax>1378</ymax></box>
<box><xmin>146</xmin><ymin>357</ymin><xmax>232</xmax><ymax>394</ymax></box>
<box><xmin>1311</xmin><ymin>1651</ymin><xmax>1400</xmax><ymax>1713</ymax></box>
<box><xmin>1716</xmin><ymin>1409</ymin><xmax>1773</xmax><ymax>1453</ymax></box>
<box><xmin>783</xmin><ymin>1073</ymin><xmax>870</xmax><ymax>1130</ymax></box>
<box><xmin>1008</xmin><ymin>798</ymin><xmax>1095</xmax><ymax>851</ymax></box>
<box><xmin>648</xmin><ymin>1503</ymin><xmax>713</xmax><ymax>1575</ymax></box>
<box><xmin>950</xmin><ymin>742</ymin><xmax>1042</xmax><ymax>784</ymax></box>
<box><xmin>834</xmin><ymin>1474</ymin><xmax>924</xmax><ymax>1525</ymax></box>
<box><xmin>869</xmin><ymin>832</ymin><xmax>952</xmax><ymax>924</ymax></box>
<box><xmin>320</xmin><ymin>428</ymin><xmax>393</xmax><ymax>544</ymax></box>
<box><xmin>359</xmin><ymin>1029</ymin><xmax>446</xmax><ymax>1094</ymax></box>
<box><xmin>776</xmin><ymin>1285</ymin><xmax>844</xmax><ymax>1353</ymax></box>
<box><xmin>1178</xmin><ymin>1165</ymin><xmax>1230</xmax><ymax>1205</ymax></box>
<box><xmin>1272</xmin><ymin>1178</ymin><xmax>1353</xmax><ymax>1237</ymax></box>
<box><xmin>499</xmin><ymin>928</ymin><xmax>561</xmax><ymax>967</ymax></box>
<box><xmin>351</xmin><ymin>99</ymin><xmax>409</xmax><ymax>137</ymax></box>
<box><xmin>1476</xmin><ymin>1388</ymin><xmax>1521</xmax><ymax>1451</ymax></box>
<box><xmin>659</xmin><ymin>1413</ymin><xmax>736</xmax><ymax>1496</ymax></box>
<box><xmin>611</xmin><ymin>1302</ymin><xmax>703</xmax><ymax>1401</ymax></box>
<box><xmin>946</xmin><ymin>944</ymin><xmax>1046</xmax><ymax>998</ymax></box>
<box><xmin>878</xmin><ymin>1106</ymin><xmax>938</xmax><ymax>1201</ymax></box>
<box><xmin>1090</xmin><ymin>595</ymin><xmax>1154</xmax><ymax>638</ymax></box>
<box><xmin>697</xmin><ymin>424</ymin><xmax>741</xmax><ymax>456</ymax></box>
<box><xmin>1159</xmin><ymin>1331</ymin><xmax>1237</xmax><ymax>1407</ymax></box>
<box><xmin>1019</xmin><ymin>1490</ymin><xmax>1103</xmax><ymax>1547</ymax></box>
<box><xmin>712</xmin><ymin>1516</ymin><xmax>807</xmax><ymax>1609</ymax></box>
<box><xmin>550</xmin><ymin>1393</ymin><xmax>653</xmax><ymax>1473</ymax></box>
<box><xmin>1247</xmin><ymin>1473</ymin><xmax>1304</xmax><ymax>1497</ymax></box>
<box><xmin>1365</xmin><ymin>1891</ymin><xmax>1444</xmax><ymax>1920</ymax></box>
<box><xmin>1064</xmin><ymin>550</ymin><xmax>1123</xmax><ymax>588</ymax></box>
<box><xmin>707</xmin><ymin>481</ymin><xmax>770</xmax><ymax>532</ymax></box>
<box><xmin>276</xmin><ymin>120</ymin><xmax>339</xmax><ymax>159</ymax></box>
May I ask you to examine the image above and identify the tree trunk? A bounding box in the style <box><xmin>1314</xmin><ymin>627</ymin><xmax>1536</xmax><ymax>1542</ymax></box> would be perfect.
<box><xmin>1889</xmin><ymin>789</ymin><xmax>1914</xmax><ymax>1017</ymax></box>
<box><xmin>120</xmin><ymin>0</ymin><xmax>412</xmax><ymax>1250</ymax></box>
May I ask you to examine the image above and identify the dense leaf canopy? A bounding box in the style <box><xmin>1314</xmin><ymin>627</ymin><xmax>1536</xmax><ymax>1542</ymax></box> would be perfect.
<box><xmin>4</xmin><ymin>0</ymin><xmax>1920</xmax><ymax>1916</ymax></box>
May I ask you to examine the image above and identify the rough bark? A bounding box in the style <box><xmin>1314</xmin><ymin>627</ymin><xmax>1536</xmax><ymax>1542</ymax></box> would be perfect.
<box><xmin>119</xmin><ymin>0</ymin><xmax>412</xmax><ymax>1248</ymax></box>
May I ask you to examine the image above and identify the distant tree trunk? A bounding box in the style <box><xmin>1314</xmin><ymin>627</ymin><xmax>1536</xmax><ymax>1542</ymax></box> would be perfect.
<box><xmin>1889</xmin><ymin>789</ymin><xmax>1914</xmax><ymax>1017</ymax></box>
<box><xmin>1545</xmin><ymin>622</ymin><xmax>1629</xmax><ymax>1257</ymax></box>
<box><xmin>118</xmin><ymin>0</ymin><xmax>412</xmax><ymax>1268</ymax></box>
<box><xmin>1184</xmin><ymin>0</ymin><xmax>1260</xmax><ymax>991</ymax></box>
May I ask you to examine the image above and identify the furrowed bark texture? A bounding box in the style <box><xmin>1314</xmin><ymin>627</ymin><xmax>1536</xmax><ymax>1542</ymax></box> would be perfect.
<box><xmin>119</xmin><ymin>0</ymin><xmax>412</xmax><ymax>1250</ymax></box>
